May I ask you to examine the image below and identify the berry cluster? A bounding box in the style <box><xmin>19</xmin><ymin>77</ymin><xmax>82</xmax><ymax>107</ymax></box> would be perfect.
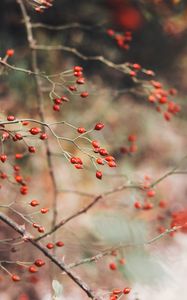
<box><xmin>127</xmin><ymin>63</ymin><xmax>180</xmax><ymax>121</ymax></box>
<box><xmin>107</xmin><ymin>29</ymin><xmax>132</xmax><ymax>50</ymax></box>
<box><xmin>120</xmin><ymin>134</ymin><xmax>138</xmax><ymax>155</ymax></box>
<box><xmin>27</xmin><ymin>0</ymin><xmax>53</xmax><ymax>13</ymax></box>
<box><xmin>109</xmin><ymin>287</ymin><xmax>131</xmax><ymax>300</ymax></box>
<box><xmin>52</xmin><ymin>66</ymin><xmax>89</xmax><ymax>112</ymax></box>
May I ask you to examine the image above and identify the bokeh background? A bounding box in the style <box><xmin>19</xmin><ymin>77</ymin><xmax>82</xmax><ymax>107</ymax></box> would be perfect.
<box><xmin>1</xmin><ymin>0</ymin><xmax>187</xmax><ymax>299</ymax></box>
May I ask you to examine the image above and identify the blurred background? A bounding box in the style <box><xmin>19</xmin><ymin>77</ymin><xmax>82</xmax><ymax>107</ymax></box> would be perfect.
<box><xmin>0</xmin><ymin>0</ymin><xmax>187</xmax><ymax>299</ymax></box>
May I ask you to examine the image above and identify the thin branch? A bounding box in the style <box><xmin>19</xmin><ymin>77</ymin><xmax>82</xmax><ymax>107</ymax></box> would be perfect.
<box><xmin>17</xmin><ymin>0</ymin><xmax>58</xmax><ymax>229</ymax></box>
<box><xmin>31</xmin><ymin>22</ymin><xmax>106</xmax><ymax>31</ymax></box>
<box><xmin>33</xmin><ymin>44</ymin><xmax>130</xmax><ymax>74</ymax></box>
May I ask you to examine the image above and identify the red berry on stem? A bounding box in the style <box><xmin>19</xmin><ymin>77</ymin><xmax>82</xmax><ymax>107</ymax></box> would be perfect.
<box><xmin>7</xmin><ymin>115</ymin><xmax>15</xmax><ymax>121</ymax></box>
<box><xmin>123</xmin><ymin>287</ymin><xmax>131</xmax><ymax>295</ymax></box>
<box><xmin>29</xmin><ymin>127</ymin><xmax>41</xmax><ymax>135</ymax></box>
<box><xmin>46</xmin><ymin>243</ymin><xmax>54</xmax><ymax>249</ymax></box>
<box><xmin>40</xmin><ymin>208</ymin><xmax>49</xmax><ymax>214</ymax></box>
<box><xmin>147</xmin><ymin>189</ymin><xmax>155</xmax><ymax>197</ymax></box>
<box><xmin>0</xmin><ymin>154</ymin><xmax>7</xmax><ymax>163</ymax></box>
<box><xmin>28</xmin><ymin>266</ymin><xmax>38</xmax><ymax>273</ymax></box>
<box><xmin>53</xmin><ymin>104</ymin><xmax>60</xmax><ymax>112</ymax></box>
<box><xmin>80</xmin><ymin>92</ymin><xmax>89</xmax><ymax>98</ymax></box>
<box><xmin>74</xmin><ymin>66</ymin><xmax>83</xmax><ymax>72</ymax></box>
<box><xmin>92</xmin><ymin>140</ymin><xmax>99</xmax><ymax>148</ymax></box>
<box><xmin>109</xmin><ymin>262</ymin><xmax>117</xmax><ymax>270</ymax></box>
<box><xmin>11</xmin><ymin>274</ymin><xmax>21</xmax><ymax>282</ymax></box>
<box><xmin>15</xmin><ymin>153</ymin><xmax>23</xmax><ymax>159</ymax></box>
<box><xmin>6</xmin><ymin>49</ymin><xmax>14</xmax><ymax>57</ymax></box>
<box><xmin>96</xmin><ymin>171</ymin><xmax>102</xmax><ymax>180</ymax></box>
<box><xmin>38</xmin><ymin>226</ymin><xmax>45</xmax><ymax>233</ymax></box>
<box><xmin>40</xmin><ymin>133</ymin><xmax>48</xmax><ymax>140</ymax></box>
<box><xmin>56</xmin><ymin>241</ymin><xmax>64</xmax><ymax>247</ymax></box>
<box><xmin>30</xmin><ymin>200</ymin><xmax>39</xmax><ymax>207</ymax></box>
<box><xmin>34</xmin><ymin>259</ymin><xmax>45</xmax><ymax>267</ymax></box>
<box><xmin>94</xmin><ymin>123</ymin><xmax>104</xmax><ymax>130</ymax></box>
<box><xmin>28</xmin><ymin>146</ymin><xmax>36</xmax><ymax>153</ymax></box>
<box><xmin>77</xmin><ymin>127</ymin><xmax>86</xmax><ymax>134</ymax></box>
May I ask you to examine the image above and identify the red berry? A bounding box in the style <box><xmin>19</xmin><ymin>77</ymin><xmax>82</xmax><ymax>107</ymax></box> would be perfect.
<box><xmin>133</xmin><ymin>63</ymin><xmax>141</xmax><ymax>70</ymax></box>
<box><xmin>119</xmin><ymin>258</ymin><xmax>126</xmax><ymax>265</ymax></box>
<box><xmin>129</xmin><ymin>70</ymin><xmax>136</xmax><ymax>77</ymax></box>
<box><xmin>22</xmin><ymin>121</ymin><xmax>29</xmax><ymax>126</ymax></box>
<box><xmin>80</xmin><ymin>92</ymin><xmax>89</xmax><ymax>98</ymax></box>
<box><xmin>46</xmin><ymin>243</ymin><xmax>54</xmax><ymax>249</ymax></box>
<box><xmin>68</xmin><ymin>85</ymin><xmax>77</xmax><ymax>91</ymax></box>
<box><xmin>34</xmin><ymin>259</ymin><xmax>45</xmax><ymax>267</ymax></box>
<box><xmin>15</xmin><ymin>175</ymin><xmax>23</xmax><ymax>183</ymax></box>
<box><xmin>7</xmin><ymin>115</ymin><xmax>15</xmax><ymax>121</ymax></box>
<box><xmin>56</xmin><ymin>241</ymin><xmax>64</xmax><ymax>247</ymax></box>
<box><xmin>30</xmin><ymin>200</ymin><xmax>39</xmax><ymax>207</ymax></box>
<box><xmin>107</xmin><ymin>28</ymin><xmax>115</xmax><ymax>36</ymax></box>
<box><xmin>96</xmin><ymin>158</ymin><xmax>104</xmax><ymax>165</ymax></box>
<box><xmin>40</xmin><ymin>133</ymin><xmax>48</xmax><ymax>140</ymax></box>
<box><xmin>11</xmin><ymin>274</ymin><xmax>20</xmax><ymax>282</ymax></box>
<box><xmin>143</xmin><ymin>202</ymin><xmax>153</xmax><ymax>210</ymax></box>
<box><xmin>29</xmin><ymin>127</ymin><xmax>41</xmax><ymax>135</ymax></box>
<box><xmin>109</xmin><ymin>262</ymin><xmax>117</xmax><ymax>270</ymax></box>
<box><xmin>128</xmin><ymin>134</ymin><xmax>137</xmax><ymax>142</ymax></box>
<box><xmin>94</xmin><ymin>123</ymin><xmax>104</xmax><ymax>130</ymax></box>
<box><xmin>164</xmin><ymin>111</ymin><xmax>171</xmax><ymax>121</ymax></box>
<box><xmin>123</xmin><ymin>287</ymin><xmax>131</xmax><ymax>294</ymax></box>
<box><xmin>112</xmin><ymin>289</ymin><xmax>122</xmax><ymax>295</ymax></box>
<box><xmin>61</xmin><ymin>96</ymin><xmax>69</xmax><ymax>102</ymax></box>
<box><xmin>14</xmin><ymin>133</ymin><xmax>23</xmax><ymax>140</ymax></box>
<box><xmin>147</xmin><ymin>189</ymin><xmax>155</xmax><ymax>197</ymax></box>
<box><xmin>74</xmin><ymin>164</ymin><xmax>83</xmax><ymax>169</ymax></box>
<box><xmin>77</xmin><ymin>127</ymin><xmax>86</xmax><ymax>134</ymax></box>
<box><xmin>28</xmin><ymin>146</ymin><xmax>36</xmax><ymax>153</ymax></box>
<box><xmin>108</xmin><ymin>161</ymin><xmax>116</xmax><ymax>167</ymax></box>
<box><xmin>53</xmin><ymin>98</ymin><xmax>62</xmax><ymax>105</ymax></box>
<box><xmin>38</xmin><ymin>226</ymin><xmax>45</xmax><ymax>233</ymax></box>
<box><xmin>134</xmin><ymin>201</ymin><xmax>142</xmax><ymax>209</ymax></box>
<box><xmin>70</xmin><ymin>157</ymin><xmax>78</xmax><ymax>164</ymax></box>
<box><xmin>76</xmin><ymin>77</ymin><xmax>85</xmax><ymax>84</ymax></box>
<box><xmin>6</xmin><ymin>49</ymin><xmax>14</xmax><ymax>57</ymax></box>
<box><xmin>32</xmin><ymin>223</ymin><xmax>40</xmax><ymax>228</ymax></box>
<box><xmin>53</xmin><ymin>104</ymin><xmax>60</xmax><ymax>111</ymax></box>
<box><xmin>96</xmin><ymin>171</ymin><xmax>102</xmax><ymax>180</ymax></box>
<box><xmin>20</xmin><ymin>186</ymin><xmax>28</xmax><ymax>195</ymax></box>
<box><xmin>28</xmin><ymin>266</ymin><xmax>38</xmax><ymax>273</ymax></box>
<box><xmin>0</xmin><ymin>154</ymin><xmax>7</xmax><ymax>163</ymax></box>
<box><xmin>40</xmin><ymin>208</ymin><xmax>49</xmax><ymax>214</ymax></box>
<box><xmin>99</xmin><ymin>148</ymin><xmax>108</xmax><ymax>156</ymax></box>
<box><xmin>105</xmin><ymin>156</ymin><xmax>115</xmax><ymax>162</ymax></box>
<box><xmin>74</xmin><ymin>66</ymin><xmax>83</xmax><ymax>72</ymax></box>
<box><xmin>159</xmin><ymin>200</ymin><xmax>167</xmax><ymax>208</ymax></box>
<box><xmin>15</xmin><ymin>153</ymin><xmax>23</xmax><ymax>159</ymax></box>
<box><xmin>129</xmin><ymin>144</ymin><xmax>138</xmax><ymax>153</ymax></box>
<box><xmin>74</xmin><ymin>71</ymin><xmax>83</xmax><ymax>77</ymax></box>
<box><xmin>14</xmin><ymin>165</ymin><xmax>20</xmax><ymax>172</ymax></box>
<box><xmin>92</xmin><ymin>140</ymin><xmax>99</xmax><ymax>148</ymax></box>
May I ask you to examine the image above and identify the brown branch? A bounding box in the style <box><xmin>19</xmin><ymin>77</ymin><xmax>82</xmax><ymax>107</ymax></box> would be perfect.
<box><xmin>31</xmin><ymin>22</ymin><xmax>106</xmax><ymax>31</ymax></box>
<box><xmin>0</xmin><ymin>212</ymin><xmax>101</xmax><ymax>300</ymax></box>
<box><xmin>33</xmin><ymin>44</ymin><xmax>130</xmax><ymax>74</ymax></box>
<box><xmin>17</xmin><ymin>0</ymin><xmax>58</xmax><ymax>229</ymax></box>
